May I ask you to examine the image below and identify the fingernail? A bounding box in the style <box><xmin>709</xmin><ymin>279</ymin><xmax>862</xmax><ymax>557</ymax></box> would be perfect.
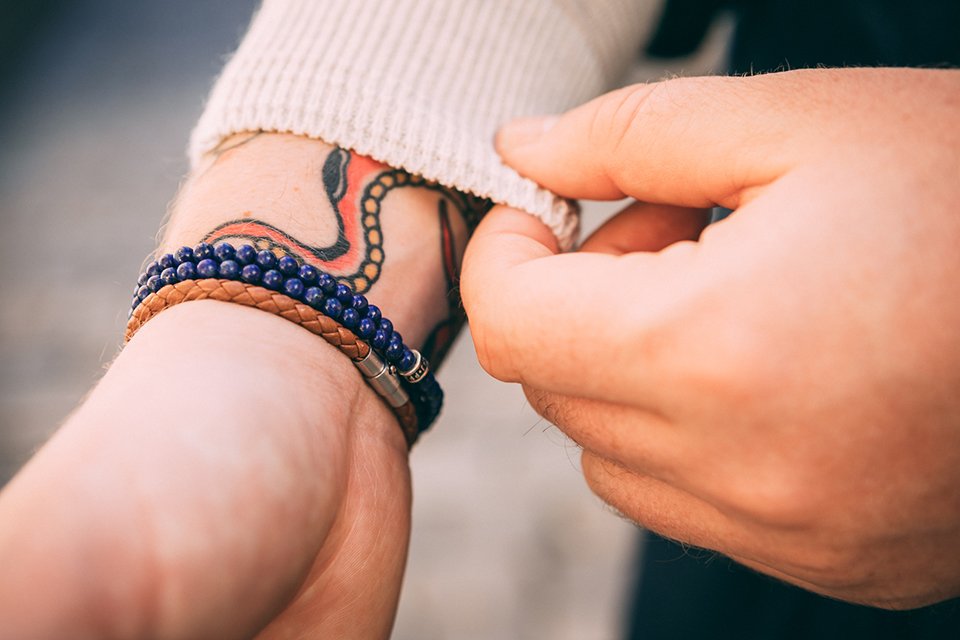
<box><xmin>498</xmin><ymin>115</ymin><xmax>558</xmax><ymax>149</ymax></box>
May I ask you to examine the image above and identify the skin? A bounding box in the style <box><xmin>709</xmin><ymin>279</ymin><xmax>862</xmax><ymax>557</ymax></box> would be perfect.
<box><xmin>461</xmin><ymin>67</ymin><xmax>960</xmax><ymax>610</ymax></box>
<box><xmin>0</xmin><ymin>134</ymin><xmax>483</xmax><ymax>638</ymax></box>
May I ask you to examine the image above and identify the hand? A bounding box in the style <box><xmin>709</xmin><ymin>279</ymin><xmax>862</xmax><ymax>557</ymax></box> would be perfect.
<box><xmin>0</xmin><ymin>134</ymin><xmax>481</xmax><ymax>638</ymax></box>
<box><xmin>462</xmin><ymin>68</ymin><xmax>960</xmax><ymax>609</ymax></box>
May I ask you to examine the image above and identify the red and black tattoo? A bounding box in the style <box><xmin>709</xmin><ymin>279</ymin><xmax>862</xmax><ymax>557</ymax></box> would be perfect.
<box><xmin>201</xmin><ymin>146</ymin><xmax>491</xmax><ymax>364</ymax></box>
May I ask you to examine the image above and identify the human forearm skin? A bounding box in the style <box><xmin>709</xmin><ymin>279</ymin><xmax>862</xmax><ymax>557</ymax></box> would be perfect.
<box><xmin>0</xmin><ymin>133</ymin><xmax>489</xmax><ymax>638</ymax></box>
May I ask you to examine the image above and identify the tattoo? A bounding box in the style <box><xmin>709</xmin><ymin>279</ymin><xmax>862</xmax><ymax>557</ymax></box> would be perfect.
<box><xmin>206</xmin><ymin>131</ymin><xmax>264</xmax><ymax>164</ymax></box>
<box><xmin>203</xmin><ymin>148</ymin><xmax>491</xmax><ymax>297</ymax></box>
<box><xmin>199</xmin><ymin>145</ymin><xmax>491</xmax><ymax>364</ymax></box>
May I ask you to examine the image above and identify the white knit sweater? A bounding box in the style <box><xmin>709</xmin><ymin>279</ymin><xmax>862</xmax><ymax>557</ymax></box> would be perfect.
<box><xmin>190</xmin><ymin>0</ymin><xmax>650</xmax><ymax>248</ymax></box>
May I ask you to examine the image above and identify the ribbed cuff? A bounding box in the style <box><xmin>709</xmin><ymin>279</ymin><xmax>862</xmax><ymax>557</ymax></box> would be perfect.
<box><xmin>190</xmin><ymin>0</ymin><xmax>646</xmax><ymax>249</ymax></box>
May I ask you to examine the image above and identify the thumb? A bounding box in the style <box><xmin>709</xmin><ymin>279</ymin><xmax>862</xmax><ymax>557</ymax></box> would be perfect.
<box><xmin>496</xmin><ymin>73</ymin><xmax>820</xmax><ymax>209</ymax></box>
<box><xmin>461</xmin><ymin>205</ymin><xmax>705</xmax><ymax>404</ymax></box>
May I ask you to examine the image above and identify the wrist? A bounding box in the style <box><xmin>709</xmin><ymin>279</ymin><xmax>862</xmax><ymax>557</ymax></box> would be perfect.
<box><xmin>165</xmin><ymin>133</ymin><xmax>463</xmax><ymax>349</ymax></box>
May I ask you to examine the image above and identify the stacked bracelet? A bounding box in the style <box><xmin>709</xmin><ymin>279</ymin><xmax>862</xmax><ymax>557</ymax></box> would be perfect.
<box><xmin>126</xmin><ymin>242</ymin><xmax>442</xmax><ymax>446</ymax></box>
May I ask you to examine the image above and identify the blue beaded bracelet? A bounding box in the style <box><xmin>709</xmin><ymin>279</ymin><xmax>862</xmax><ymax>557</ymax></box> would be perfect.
<box><xmin>129</xmin><ymin>242</ymin><xmax>443</xmax><ymax>438</ymax></box>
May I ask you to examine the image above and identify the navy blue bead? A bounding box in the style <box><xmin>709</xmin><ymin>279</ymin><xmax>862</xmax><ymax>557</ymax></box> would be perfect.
<box><xmin>240</xmin><ymin>264</ymin><xmax>262</xmax><ymax>283</ymax></box>
<box><xmin>357</xmin><ymin>318</ymin><xmax>376</xmax><ymax>339</ymax></box>
<box><xmin>194</xmin><ymin>242</ymin><xmax>214</xmax><ymax>260</ymax></box>
<box><xmin>174</xmin><ymin>246</ymin><xmax>195</xmax><ymax>264</ymax></box>
<box><xmin>145</xmin><ymin>262</ymin><xmax>160</xmax><ymax>278</ymax></box>
<box><xmin>323</xmin><ymin>297</ymin><xmax>343</xmax><ymax>319</ymax></box>
<box><xmin>158</xmin><ymin>253</ymin><xmax>177</xmax><ymax>270</ymax></box>
<box><xmin>213</xmin><ymin>243</ymin><xmax>236</xmax><ymax>262</ymax></box>
<box><xmin>283</xmin><ymin>278</ymin><xmax>304</xmax><ymax>298</ymax></box>
<box><xmin>379</xmin><ymin>318</ymin><xmax>394</xmax><ymax>337</ymax></box>
<box><xmin>304</xmin><ymin>286</ymin><xmax>324</xmax><ymax>307</ymax></box>
<box><xmin>335</xmin><ymin>283</ymin><xmax>353</xmax><ymax>304</ymax></box>
<box><xmin>137</xmin><ymin>272</ymin><xmax>148</xmax><ymax>286</ymax></box>
<box><xmin>160</xmin><ymin>267</ymin><xmax>179</xmax><ymax>286</ymax></box>
<box><xmin>235</xmin><ymin>244</ymin><xmax>256</xmax><ymax>265</ymax></box>
<box><xmin>351</xmin><ymin>294</ymin><xmax>368</xmax><ymax>315</ymax></box>
<box><xmin>218</xmin><ymin>260</ymin><xmax>240</xmax><ymax>279</ymax></box>
<box><xmin>399</xmin><ymin>349</ymin><xmax>416</xmax><ymax>372</ymax></box>
<box><xmin>137</xmin><ymin>285</ymin><xmax>151</xmax><ymax>301</ymax></box>
<box><xmin>262</xmin><ymin>269</ymin><xmax>283</xmax><ymax>289</ymax></box>
<box><xmin>277</xmin><ymin>255</ymin><xmax>299</xmax><ymax>276</ymax></box>
<box><xmin>341</xmin><ymin>308</ymin><xmax>360</xmax><ymax>328</ymax></box>
<box><xmin>371</xmin><ymin>329</ymin><xmax>388</xmax><ymax>349</ymax></box>
<box><xmin>317</xmin><ymin>273</ymin><xmax>337</xmax><ymax>295</ymax></box>
<box><xmin>298</xmin><ymin>264</ymin><xmax>318</xmax><ymax>284</ymax></box>
<box><xmin>256</xmin><ymin>250</ymin><xmax>277</xmax><ymax>269</ymax></box>
<box><xmin>366</xmin><ymin>305</ymin><xmax>382</xmax><ymax>324</ymax></box>
<box><xmin>385</xmin><ymin>337</ymin><xmax>404</xmax><ymax>364</ymax></box>
<box><xmin>196</xmin><ymin>259</ymin><xmax>218</xmax><ymax>278</ymax></box>
<box><xmin>146</xmin><ymin>275</ymin><xmax>163</xmax><ymax>293</ymax></box>
<box><xmin>176</xmin><ymin>261</ymin><xmax>197</xmax><ymax>280</ymax></box>
<box><xmin>389</xmin><ymin>331</ymin><xmax>403</xmax><ymax>347</ymax></box>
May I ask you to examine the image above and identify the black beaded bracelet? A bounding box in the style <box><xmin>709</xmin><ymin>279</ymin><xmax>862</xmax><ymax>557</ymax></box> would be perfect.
<box><xmin>129</xmin><ymin>241</ymin><xmax>443</xmax><ymax>437</ymax></box>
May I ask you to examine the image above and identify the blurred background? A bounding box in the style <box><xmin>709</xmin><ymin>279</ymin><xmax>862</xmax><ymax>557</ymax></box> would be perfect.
<box><xmin>0</xmin><ymin>1</ymin><xmax>727</xmax><ymax>637</ymax></box>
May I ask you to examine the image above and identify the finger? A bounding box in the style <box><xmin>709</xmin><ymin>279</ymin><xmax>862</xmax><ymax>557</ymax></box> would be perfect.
<box><xmin>462</xmin><ymin>205</ymin><xmax>707</xmax><ymax>405</ymax></box>
<box><xmin>581</xmin><ymin>451</ymin><xmax>745</xmax><ymax>555</ymax></box>
<box><xmin>578</xmin><ymin>201</ymin><xmax>710</xmax><ymax>255</ymax></box>
<box><xmin>497</xmin><ymin>72</ymin><xmax>827</xmax><ymax>207</ymax></box>
<box><xmin>522</xmin><ymin>385</ymin><xmax>692</xmax><ymax>482</ymax></box>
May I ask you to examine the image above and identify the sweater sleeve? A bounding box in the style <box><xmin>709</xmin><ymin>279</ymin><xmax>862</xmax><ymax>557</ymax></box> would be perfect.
<box><xmin>189</xmin><ymin>0</ymin><xmax>648</xmax><ymax>249</ymax></box>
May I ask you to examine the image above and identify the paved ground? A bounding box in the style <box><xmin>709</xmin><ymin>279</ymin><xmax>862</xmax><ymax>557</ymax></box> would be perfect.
<box><xmin>0</xmin><ymin>2</ymin><xmax>725</xmax><ymax>637</ymax></box>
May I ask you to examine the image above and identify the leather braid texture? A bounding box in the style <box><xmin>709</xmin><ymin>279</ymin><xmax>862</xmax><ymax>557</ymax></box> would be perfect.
<box><xmin>125</xmin><ymin>278</ymin><xmax>419</xmax><ymax>446</ymax></box>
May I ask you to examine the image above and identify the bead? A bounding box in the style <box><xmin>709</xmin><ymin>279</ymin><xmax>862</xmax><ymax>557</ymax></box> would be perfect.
<box><xmin>298</xmin><ymin>264</ymin><xmax>318</xmax><ymax>284</ymax></box>
<box><xmin>366</xmin><ymin>304</ymin><xmax>382</xmax><ymax>324</ymax></box>
<box><xmin>213</xmin><ymin>243</ymin><xmax>236</xmax><ymax>262</ymax></box>
<box><xmin>262</xmin><ymin>269</ymin><xmax>283</xmax><ymax>289</ymax></box>
<box><xmin>317</xmin><ymin>273</ymin><xmax>336</xmax><ymax>295</ymax></box>
<box><xmin>176</xmin><ymin>261</ymin><xmax>197</xmax><ymax>280</ymax></box>
<box><xmin>158</xmin><ymin>253</ymin><xmax>177</xmax><ymax>270</ymax></box>
<box><xmin>256</xmin><ymin>250</ymin><xmax>277</xmax><ymax>269</ymax></box>
<box><xmin>341</xmin><ymin>308</ymin><xmax>360</xmax><ymax>328</ymax></box>
<box><xmin>146</xmin><ymin>275</ymin><xmax>163</xmax><ymax>293</ymax></box>
<box><xmin>194</xmin><ymin>242</ymin><xmax>214</xmax><ymax>260</ymax></box>
<box><xmin>283</xmin><ymin>277</ymin><xmax>304</xmax><ymax>298</ymax></box>
<box><xmin>137</xmin><ymin>285</ymin><xmax>151</xmax><ymax>301</ymax></box>
<box><xmin>323</xmin><ymin>297</ymin><xmax>343</xmax><ymax>319</ymax></box>
<box><xmin>385</xmin><ymin>336</ymin><xmax>404</xmax><ymax>364</ymax></box>
<box><xmin>304</xmin><ymin>286</ymin><xmax>324</xmax><ymax>307</ymax></box>
<box><xmin>351</xmin><ymin>294</ymin><xmax>368</xmax><ymax>315</ymax></box>
<box><xmin>399</xmin><ymin>349</ymin><xmax>416</xmax><ymax>372</ymax></box>
<box><xmin>137</xmin><ymin>272</ymin><xmax>148</xmax><ymax>286</ymax></box>
<box><xmin>174</xmin><ymin>246</ymin><xmax>195</xmax><ymax>264</ymax></box>
<box><xmin>196</xmin><ymin>258</ymin><xmax>218</xmax><ymax>278</ymax></box>
<box><xmin>235</xmin><ymin>244</ymin><xmax>256</xmax><ymax>265</ymax></box>
<box><xmin>371</xmin><ymin>329</ymin><xmax>388</xmax><ymax>349</ymax></box>
<box><xmin>277</xmin><ymin>255</ymin><xmax>299</xmax><ymax>276</ymax></box>
<box><xmin>160</xmin><ymin>267</ymin><xmax>178</xmax><ymax>286</ymax></box>
<box><xmin>145</xmin><ymin>262</ymin><xmax>160</xmax><ymax>278</ymax></box>
<box><xmin>379</xmin><ymin>318</ymin><xmax>394</xmax><ymax>338</ymax></box>
<box><xmin>357</xmin><ymin>317</ymin><xmax>376</xmax><ymax>339</ymax></box>
<box><xmin>240</xmin><ymin>264</ymin><xmax>262</xmax><ymax>283</ymax></box>
<box><xmin>335</xmin><ymin>283</ymin><xmax>353</xmax><ymax>304</ymax></box>
<box><xmin>218</xmin><ymin>259</ymin><xmax>240</xmax><ymax>279</ymax></box>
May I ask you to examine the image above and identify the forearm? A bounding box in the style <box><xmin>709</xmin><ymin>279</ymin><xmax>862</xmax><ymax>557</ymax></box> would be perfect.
<box><xmin>0</xmin><ymin>133</ymin><xmax>473</xmax><ymax>638</ymax></box>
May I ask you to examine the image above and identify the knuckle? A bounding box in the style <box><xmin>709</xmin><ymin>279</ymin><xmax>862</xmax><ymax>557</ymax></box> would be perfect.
<box><xmin>522</xmin><ymin>385</ymin><xmax>558</xmax><ymax>423</ymax></box>
<box><xmin>594</xmin><ymin>77</ymin><xmax>704</xmax><ymax>149</ymax></box>
<box><xmin>471</xmin><ymin>325</ymin><xmax>514</xmax><ymax>382</ymax></box>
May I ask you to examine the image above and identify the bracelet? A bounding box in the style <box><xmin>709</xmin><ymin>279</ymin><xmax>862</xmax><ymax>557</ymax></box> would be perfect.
<box><xmin>126</xmin><ymin>242</ymin><xmax>443</xmax><ymax>446</ymax></box>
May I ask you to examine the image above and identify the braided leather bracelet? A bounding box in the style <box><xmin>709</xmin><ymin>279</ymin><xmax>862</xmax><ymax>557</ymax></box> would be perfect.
<box><xmin>126</xmin><ymin>242</ymin><xmax>442</xmax><ymax>446</ymax></box>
